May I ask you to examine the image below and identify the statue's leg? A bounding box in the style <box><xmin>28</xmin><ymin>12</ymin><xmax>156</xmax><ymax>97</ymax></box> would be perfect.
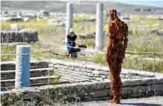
<box><xmin>113</xmin><ymin>60</ymin><xmax>122</xmax><ymax>103</ymax></box>
<box><xmin>109</xmin><ymin>58</ymin><xmax>122</xmax><ymax>104</ymax></box>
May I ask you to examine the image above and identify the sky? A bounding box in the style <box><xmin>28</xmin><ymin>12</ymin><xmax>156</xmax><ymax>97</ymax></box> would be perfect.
<box><xmin>112</xmin><ymin>0</ymin><xmax>163</xmax><ymax>8</ymax></box>
<box><xmin>1</xmin><ymin>0</ymin><xmax>163</xmax><ymax>8</ymax></box>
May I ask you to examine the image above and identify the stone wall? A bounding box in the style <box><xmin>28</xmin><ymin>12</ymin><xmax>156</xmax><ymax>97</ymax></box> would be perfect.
<box><xmin>1</xmin><ymin>78</ymin><xmax>163</xmax><ymax>105</ymax></box>
<box><xmin>1</xmin><ymin>31</ymin><xmax>38</xmax><ymax>43</ymax></box>
<box><xmin>52</xmin><ymin>60</ymin><xmax>158</xmax><ymax>83</ymax></box>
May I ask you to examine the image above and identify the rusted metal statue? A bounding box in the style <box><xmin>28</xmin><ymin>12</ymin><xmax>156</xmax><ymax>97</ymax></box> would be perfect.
<box><xmin>106</xmin><ymin>9</ymin><xmax>128</xmax><ymax>104</ymax></box>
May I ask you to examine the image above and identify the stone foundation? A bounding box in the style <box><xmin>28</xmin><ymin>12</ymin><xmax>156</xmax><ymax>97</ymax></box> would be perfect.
<box><xmin>1</xmin><ymin>78</ymin><xmax>163</xmax><ymax>105</ymax></box>
<box><xmin>52</xmin><ymin>60</ymin><xmax>159</xmax><ymax>83</ymax></box>
<box><xmin>1</xmin><ymin>31</ymin><xmax>38</xmax><ymax>43</ymax></box>
<box><xmin>1</xmin><ymin>60</ymin><xmax>163</xmax><ymax>105</ymax></box>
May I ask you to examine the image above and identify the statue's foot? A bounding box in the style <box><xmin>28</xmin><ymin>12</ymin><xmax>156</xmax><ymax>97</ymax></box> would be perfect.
<box><xmin>108</xmin><ymin>99</ymin><xmax>120</xmax><ymax>104</ymax></box>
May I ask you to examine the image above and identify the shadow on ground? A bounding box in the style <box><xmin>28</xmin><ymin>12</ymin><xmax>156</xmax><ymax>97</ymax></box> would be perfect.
<box><xmin>120</xmin><ymin>103</ymin><xmax>162</xmax><ymax>106</ymax></box>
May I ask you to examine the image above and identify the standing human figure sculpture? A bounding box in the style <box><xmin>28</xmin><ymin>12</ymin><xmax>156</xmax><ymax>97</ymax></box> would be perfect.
<box><xmin>107</xmin><ymin>9</ymin><xmax>128</xmax><ymax>104</ymax></box>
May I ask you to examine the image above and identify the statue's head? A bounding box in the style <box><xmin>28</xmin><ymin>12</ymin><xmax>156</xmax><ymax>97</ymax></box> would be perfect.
<box><xmin>109</xmin><ymin>9</ymin><xmax>118</xmax><ymax>20</ymax></box>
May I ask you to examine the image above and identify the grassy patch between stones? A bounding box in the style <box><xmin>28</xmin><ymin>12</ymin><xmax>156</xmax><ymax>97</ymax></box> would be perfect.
<box><xmin>92</xmin><ymin>53</ymin><xmax>163</xmax><ymax>73</ymax></box>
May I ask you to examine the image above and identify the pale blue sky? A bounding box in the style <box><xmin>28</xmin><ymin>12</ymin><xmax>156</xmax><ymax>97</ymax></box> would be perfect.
<box><xmin>112</xmin><ymin>0</ymin><xmax>163</xmax><ymax>8</ymax></box>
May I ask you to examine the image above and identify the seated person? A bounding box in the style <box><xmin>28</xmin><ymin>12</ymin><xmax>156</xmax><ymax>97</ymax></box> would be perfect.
<box><xmin>66</xmin><ymin>28</ymin><xmax>78</xmax><ymax>58</ymax></box>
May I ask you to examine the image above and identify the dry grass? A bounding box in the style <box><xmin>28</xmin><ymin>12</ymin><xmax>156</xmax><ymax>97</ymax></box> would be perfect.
<box><xmin>1</xmin><ymin>15</ymin><xmax>163</xmax><ymax>73</ymax></box>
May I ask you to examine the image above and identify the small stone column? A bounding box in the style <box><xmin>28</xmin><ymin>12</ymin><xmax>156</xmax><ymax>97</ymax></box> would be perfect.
<box><xmin>65</xmin><ymin>3</ymin><xmax>73</xmax><ymax>44</ymax></box>
<box><xmin>15</xmin><ymin>45</ymin><xmax>30</xmax><ymax>88</ymax></box>
<box><xmin>95</xmin><ymin>3</ymin><xmax>104</xmax><ymax>50</ymax></box>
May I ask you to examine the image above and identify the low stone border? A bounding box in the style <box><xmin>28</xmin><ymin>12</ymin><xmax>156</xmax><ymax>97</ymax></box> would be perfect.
<box><xmin>51</xmin><ymin>60</ymin><xmax>162</xmax><ymax>82</ymax></box>
<box><xmin>1</xmin><ymin>31</ymin><xmax>38</xmax><ymax>43</ymax></box>
<box><xmin>1</xmin><ymin>77</ymin><xmax>163</xmax><ymax>105</ymax></box>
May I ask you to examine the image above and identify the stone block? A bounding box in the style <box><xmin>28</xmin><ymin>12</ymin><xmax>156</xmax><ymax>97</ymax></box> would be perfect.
<box><xmin>91</xmin><ymin>89</ymin><xmax>109</xmax><ymax>98</ymax></box>
<box><xmin>74</xmin><ymin>68</ymin><xmax>80</xmax><ymax>72</ymax></box>
<box><xmin>1</xmin><ymin>31</ymin><xmax>38</xmax><ymax>43</ymax></box>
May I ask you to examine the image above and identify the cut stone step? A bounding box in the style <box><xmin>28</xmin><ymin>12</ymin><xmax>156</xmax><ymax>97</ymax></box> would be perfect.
<box><xmin>1</xmin><ymin>68</ymin><xmax>54</xmax><ymax>80</ymax></box>
<box><xmin>60</xmin><ymin>75</ymin><xmax>90</xmax><ymax>82</ymax></box>
<box><xmin>30</xmin><ymin>61</ymin><xmax>50</xmax><ymax>69</ymax></box>
<box><xmin>30</xmin><ymin>76</ymin><xmax>60</xmax><ymax>86</ymax></box>
<box><xmin>1</xmin><ymin>61</ymin><xmax>50</xmax><ymax>70</ymax></box>
<box><xmin>57</xmin><ymin>70</ymin><xmax>91</xmax><ymax>79</ymax></box>
<box><xmin>0</xmin><ymin>62</ymin><xmax>15</xmax><ymax>70</ymax></box>
<box><xmin>1</xmin><ymin>76</ymin><xmax>60</xmax><ymax>91</ymax></box>
<box><xmin>59</xmin><ymin>73</ymin><xmax>91</xmax><ymax>81</ymax></box>
<box><xmin>30</xmin><ymin>68</ymin><xmax>54</xmax><ymax>78</ymax></box>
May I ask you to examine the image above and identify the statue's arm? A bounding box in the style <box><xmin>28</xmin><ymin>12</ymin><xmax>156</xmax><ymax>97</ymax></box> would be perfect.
<box><xmin>124</xmin><ymin>24</ymin><xmax>128</xmax><ymax>49</ymax></box>
<box><xmin>108</xmin><ymin>22</ymin><xmax>115</xmax><ymax>48</ymax></box>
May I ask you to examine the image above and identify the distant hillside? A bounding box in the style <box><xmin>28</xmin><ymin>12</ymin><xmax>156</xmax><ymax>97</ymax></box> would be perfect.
<box><xmin>1</xmin><ymin>1</ymin><xmax>163</xmax><ymax>15</ymax></box>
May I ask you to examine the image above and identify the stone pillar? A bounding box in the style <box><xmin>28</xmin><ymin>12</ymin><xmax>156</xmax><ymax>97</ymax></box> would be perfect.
<box><xmin>95</xmin><ymin>3</ymin><xmax>104</xmax><ymax>50</ymax></box>
<box><xmin>65</xmin><ymin>3</ymin><xmax>73</xmax><ymax>44</ymax></box>
<box><xmin>15</xmin><ymin>45</ymin><xmax>30</xmax><ymax>88</ymax></box>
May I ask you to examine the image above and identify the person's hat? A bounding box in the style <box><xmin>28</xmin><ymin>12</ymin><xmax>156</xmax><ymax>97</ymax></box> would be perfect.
<box><xmin>69</xmin><ymin>28</ymin><xmax>73</xmax><ymax>32</ymax></box>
